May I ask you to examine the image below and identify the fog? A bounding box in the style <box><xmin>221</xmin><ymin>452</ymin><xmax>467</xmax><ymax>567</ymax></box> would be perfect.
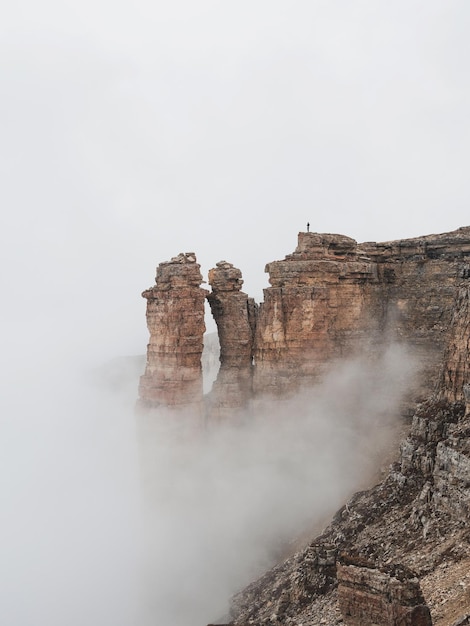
<box><xmin>2</xmin><ymin>1</ymin><xmax>470</xmax><ymax>323</ymax></box>
<box><xmin>0</xmin><ymin>339</ymin><xmax>417</xmax><ymax>625</ymax></box>
<box><xmin>3</xmin><ymin>2</ymin><xmax>468</xmax><ymax>351</ymax></box>
<box><xmin>139</xmin><ymin>345</ymin><xmax>417</xmax><ymax>625</ymax></box>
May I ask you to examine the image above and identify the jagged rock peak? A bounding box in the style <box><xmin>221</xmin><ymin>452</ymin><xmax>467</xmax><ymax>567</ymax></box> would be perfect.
<box><xmin>143</xmin><ymin>253</ymin><xmax>204</xmax><ymax>292</ymax></box>
<box><xmin>170</xmin><ymin>251</ymin><xmax>197</xmax><ymax>263</ymax></box>
<box><xmin>208</xmin><ymin>261</ymin><xmax>244</xmax><ymax>292</ymax></box>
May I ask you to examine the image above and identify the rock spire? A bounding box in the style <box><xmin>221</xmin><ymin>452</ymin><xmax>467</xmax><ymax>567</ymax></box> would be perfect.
<box><xmin>138</xmin><ymin>252</ymin><xmax>208</xmax><ymax>414</ymax></box>
<box><xmin>206</xmin><ymin>261</ymin><xmax>257</xmax><ymax>419</ymax></box>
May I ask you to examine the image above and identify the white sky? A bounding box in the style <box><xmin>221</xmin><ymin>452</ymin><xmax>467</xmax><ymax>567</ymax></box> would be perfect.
<box><xmin>1</xmin><ymin>0</ymin><xmax>470</xmax><ymax>362</ymax></box>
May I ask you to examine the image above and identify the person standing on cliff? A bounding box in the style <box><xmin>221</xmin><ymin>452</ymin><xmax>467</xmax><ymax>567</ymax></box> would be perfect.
<box><xmin>307</xmin><ymin>222</ymin><xmax>310</xmax><ymax>232</ymax></box>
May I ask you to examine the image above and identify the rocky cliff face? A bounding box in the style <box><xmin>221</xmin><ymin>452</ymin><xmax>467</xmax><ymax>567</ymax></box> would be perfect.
<box><xmin>254</xmin><ymin>228</ymin><xmax>470</xmax><ymax>399</ymax></box>
<box><xmin>138</xmin><ymin>252</ymin><xmax>208</xmax><ymax>414</ymax></box>
<box><xmin>227</xmin><ymin>282</ymin><xmax>470</xmax><ymax>626</ymax></box>
<box><xmin>253</xmin><ymin>233</ymin><xmax>379</xmax><ymax>396</ymax></box>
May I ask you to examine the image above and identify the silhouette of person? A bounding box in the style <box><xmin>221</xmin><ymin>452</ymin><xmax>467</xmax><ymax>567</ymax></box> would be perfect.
<box><xmin>307</xmin><ymin>222</ymin><xmax>310</xmax><ymax>232</ymax></box>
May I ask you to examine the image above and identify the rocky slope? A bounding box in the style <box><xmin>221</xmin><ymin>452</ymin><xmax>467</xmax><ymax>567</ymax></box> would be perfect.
<box><xmin>226</xmin><ymin>282</ymin><xmax>470</xmax><ymax>625</ymax></box>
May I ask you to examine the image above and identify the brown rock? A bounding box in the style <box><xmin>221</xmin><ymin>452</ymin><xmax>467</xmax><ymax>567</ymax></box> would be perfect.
<box><xmin>439</xmin><ymin>284</ymin><xmax>470</xmax><ymax>403</ymax></box>
<box><xmin>138</xmin><ymin>252</ymin><xmax>208</xmax><ymax>414</ymax></box>
<box><xmin>253</xmin><ymin>228</ymin><xmax>470</xmax><ymax>399</ymax></box>
<box><xmin>253</xmin><ymin>232</ymin><xmax>379</xmax><ymax>396</ymax></box>
<box><xmin>337</xmin><ymin>557</ymin><xmax>432</xmax><ymax>625</ymax></box>
<box><xmin>206</xmin><ymin>262</ymin><xmax>257</xmax><ymax>420</ymax></box>
<box><xmin>139</xmin><ymin>227</ymin><xmax>470</xmax><ymax>414</ymax></box>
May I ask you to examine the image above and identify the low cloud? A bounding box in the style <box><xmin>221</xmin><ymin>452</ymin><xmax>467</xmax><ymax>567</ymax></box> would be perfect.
<box><xmin>138</xmin><ymin>343</ymin><xmax>417</xmax><ymax>625</ymax></box>
<box><xmin>0</xmin><ymin>342</ymin><xmax>417</xmax><ymax>626</ymax></box>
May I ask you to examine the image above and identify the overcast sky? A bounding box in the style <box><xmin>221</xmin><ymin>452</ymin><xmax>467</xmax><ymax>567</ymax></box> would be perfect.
<box><xmin>2</xmin><ymin>0</ymin><xmax>470</xmax><ymax>362</ymax></box>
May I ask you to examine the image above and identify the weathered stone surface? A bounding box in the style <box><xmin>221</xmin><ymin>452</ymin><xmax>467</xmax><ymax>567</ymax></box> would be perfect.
<box><xmin>399</xmin><ymin>284</ymin><xmax>470</xmax><ymax>527</ymax></box>
<box><xmin>337</xmin><ymin>557</ymin><xmax>432</xmax><ymax>625</ymax></box>
<box><xmin>206</xmin><ymin>262</ymin><xmax>257</xmax><ymax>420</ymax></box>
<box><xmin>138</xmin><ymin>252</ymin><xmax>208</xmax><ymax>413</ymax></box>
<box><xmin>206</xmin><ymin>262</ymin><xmax>257</xmax><ymax>367</ymax></box>
<box><xmin>137</xmin><ymin>227</ymin><xmax>470</xmax><ymax>625</ymax></box>
<box><xmin>253</xmin><ymin>232</ymin><xmax>380</xmax><ymax>396</ymax></box>
<box><xmin>439</xmin><ymin>284</ymin><xmax>470</xmax><ymax>403</ymax></box>
<box><xmin>140</xmin><ymin>227</ymin><xmax>470</xmax><ymax>414</ymax></box>
<box><xmin>228</xmin><ymin>240</ymin><xmax>470</xmax><ymax>626</ymax></box>
<box><xmin>254</xmin><ymin>228</ymin><xmax>470</xmax><ymax>398</ymax></box>
<box><xmin>229</xmin><ymin>543</ymin><xmax>339</xmax><ymax>625</ymax></box>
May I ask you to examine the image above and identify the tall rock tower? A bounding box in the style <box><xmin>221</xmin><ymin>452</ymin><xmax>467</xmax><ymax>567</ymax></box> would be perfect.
<box><xmin>206</xmin><ymin>261</ymin><xmax>257</xmax><ymax>420</ymax></box>
<box><xmin>138</xmin><ymin>253</ymin><xmax>208</xmax><ymax>414</ymax></box>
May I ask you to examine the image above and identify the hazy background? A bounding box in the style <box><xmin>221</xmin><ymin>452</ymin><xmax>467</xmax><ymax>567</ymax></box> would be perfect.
<box><xmin>0</xmin><ymin>342</ymin><xmax>417</xmax><ymax>626</ymax></box>
<box><xmin>2</xmin><ymin>0</ymin><xmax>470</xmax><ymax>359</ymax></box>
<box><xmin>1</xmin><ymin>1</ymin><xmax>469</xmax><ymax>624</ymax></box>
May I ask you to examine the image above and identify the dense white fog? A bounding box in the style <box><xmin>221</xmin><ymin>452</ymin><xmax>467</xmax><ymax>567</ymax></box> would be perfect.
<box><xmin>0</xmin><ymin>365</ymin><xmax>141</xmax><ymax>626</ymax></box>
<box><xmin>0</xmin><ymin>341</ymin><xmax>417</xmax><ymax>626</ymax></box>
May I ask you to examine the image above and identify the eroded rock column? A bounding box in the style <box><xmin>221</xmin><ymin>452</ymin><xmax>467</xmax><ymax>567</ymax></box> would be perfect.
<box><xmin>138</xmin><ymin>253</ymin><xmax>208</xmax><ymax>413</ymax></box>
<box><xmin>206</xmin><ymin>261</ymin><xmax>257</xmax><ymax>420</ymax></box>
<box><xmin>253</xmin><ymin>232</ymin><xmax>379</xmax><ymax>396</ymax></box>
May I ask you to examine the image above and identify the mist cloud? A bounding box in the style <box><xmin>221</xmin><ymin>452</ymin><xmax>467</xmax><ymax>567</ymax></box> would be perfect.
<box><xmin>136</xmin><ymin>343</ymin><xmax>417</xmax><ymax>625</ymax></box>
<box><xmin>0</xmin><ymin>342</ymin><xmax>416</xmax><ymax>626</ymax></box>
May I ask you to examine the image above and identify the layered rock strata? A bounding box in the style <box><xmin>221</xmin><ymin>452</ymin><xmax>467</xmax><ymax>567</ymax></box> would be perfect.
<box><xmin>227</xmin><ymin>270</ymin><xmax>470</xmax><ymax>625</ymax></box>
<box><xmin>139</xmin><ymin>227</ymin><xmax>470</xmax><ymax>414</ymax></box>
<box><xmin>439</xmin><ymin>284</ymin><xmax>470</xmax><ymax>403</ymax></box>
<box><xmin>138</xmin><ymin>253</ymin><xmax>208</xmax><ymax>413</ymax></box>
<box><xmin>206</xmin><ymin>262</ymin><xmax>257</xmax><ymax>419</ymax></box>
<box><xmin>254</xmin><ymin>233</ymin><xmax>380</xmax><ymax>396</ymax></box>
<box><xmin>337</xmin><ymin>557</ymin><xmax>432</xmax><ymax>625</ymax></box>
<box><xmin>254</xmin><ymin>227</ymin><xmax>470</xmax><ymax>398</ymax></box>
